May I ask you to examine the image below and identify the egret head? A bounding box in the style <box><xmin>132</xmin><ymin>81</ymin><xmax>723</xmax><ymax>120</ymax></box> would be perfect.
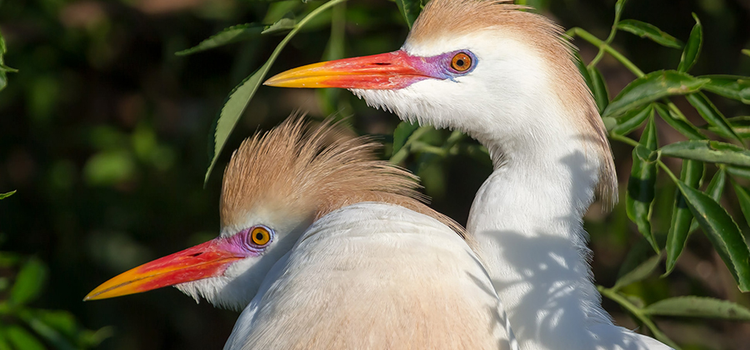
<box><xmin>85</xmin><ymin>117</ymin><xmax>462</xmax><ymax>310</ymax></box>
<box><xmin>265</xmin><ymin>0</ymin><xmax>617</xmax><ymax>206</ymax></box>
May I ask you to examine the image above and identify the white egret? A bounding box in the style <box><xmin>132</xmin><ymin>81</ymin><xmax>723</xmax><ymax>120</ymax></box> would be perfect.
<box><xmin>86</xmin><ymin>118</ymin><xmax>515</xmax><ymax>349</ymax></box>
<box><xmin>265</xmin><ymin>0</ymin><xmax>671</xmax><ymax>349</ymax></box>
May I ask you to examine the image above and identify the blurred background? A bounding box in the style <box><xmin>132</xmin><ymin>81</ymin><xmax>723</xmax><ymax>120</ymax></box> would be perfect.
<box><xmin>1</xmin><ymin>0</ymin><xmax>749</xmax><ymax>349</ymax></box>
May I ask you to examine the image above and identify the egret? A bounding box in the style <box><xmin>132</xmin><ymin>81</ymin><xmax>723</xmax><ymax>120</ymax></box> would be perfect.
<box><xmin>86</xmin><ymin>118</ymin><xmax>515</xmax><ymax>349</ymax></box>
<box><xmin>264</xmin><ymin>0</ymin><xmax>671</xmax><ymax>349</ymax></box>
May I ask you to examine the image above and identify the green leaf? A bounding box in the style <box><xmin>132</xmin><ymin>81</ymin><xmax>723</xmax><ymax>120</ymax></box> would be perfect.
<box><xmin>261</xmin><ymin>18</ymin><xmax>297</xmax><ymax>35</ymax></box>
<box><xmin>674</xmin><ymin>178</ymin><xmax>750</xmax><ymax>291</ymax></box>
<box><xmin>626</xmin><ymin>116</ymin><xmax>659</xmax><ymax>252</ymax></box>
<box><xmin>664</xmin><ymin>159</ymin><xmax>703</xmax><ymax>275</ymax></box>
<box><xmin>5</xmin><ymin>326</ymin><xmax>45</xmax><ymax>350</ymax></box>
<box><xmin>613</xmin><ymin>254</ymin><xmax>661</xmax><ymax>291</ymax></box>
<box><xmin>617</xmin><ymin>19</ymin><xmax>683</xmax><ymax>49</ymax></box>
<box><xmin>727</xmin><ymin>165</ymin><xmax>750</xmax><ymax>179</ymax></box>
<box><xmin>588</xmin><ymin>66</ymin><xmax>609</xmax><ymax>113</ymax></box>
<box><xmin>689</xmin><ymin>168</ymin><xmax>726</xmax><ymax>232</ymax></box>
<box><xmin>574</xmin><ymin>53</ymin><xmax>594</xmax><ymax>94</ymax></box>
<box><xmin>701</xmin><ymin>75</ymin><xmax>750</xmax><ymax>104</ymax></box>
<box><xmin>175</xmin><ymin>24</ymin><xmax>264</xmax><ymax>56</ymax></box>
<box><xmin>603</xmin><ymin>70</ymin><xmax>709</xmax><ymax>118</ymax></box>
<box><xmin>0</xmin><ymin>331</ymin><xmax>12</xmax><ymax>350</ymax></box>
<box><xmin>204</xmin><ymin>0</ymin><xmax>348</xmax><ymax>184</ymax></box>
<box><xmin>686</xmin><ymin>92</ymin><xmax>744</xmax><ymax>145</ymax></box>
<box><xmin>394</xmin><ymin>0</ymin><xmax>421</xmax><ymax>28</ymax></box>
<box><xmin>660</xmin><ymin>140</ymin><xmax>750</xmax><ymax>166</ymax></box>
<box><xmin>392</xmin><ymin>121</ymin><xmax>419</xmax><ymax>155</ymax></box>
<box><xmin>743</xmin><ymin>49</ymin><xmax>750</xmax><ymax>57</ymax></box>
<box><xmin>17</xmin><ymin>310</ymin><xmax>77</xmax><ymax>350</ymax></box>
<box><xmin>0</xmin><ymin>190</ymin><xmax>15</xmax><ymax>200</ymax></box>
<box><xmin>206</xmin><ymin>63</ymin><xmax>271</xmax><ymax>184</ymax></box>
<box><xmin>0</xmin><ymin>28</ymin><xmax>18</xmax><ymax>92</ymax></box>
<box><xmin>644</xmin><ymin>296</ymin><xmax>750</xmax><ymax>320</ymax></box>
<box><xmin>653</xmin><ymin>102</ymin><xmax>706</xmax><ymax>140</ymax></box>
<box><xmin>609</xmin><ymin>103</ymin><xmax>652</xmax><ymax>135</ymax></box>
<box><xmin>703</xmin><ymin>115</ymin><xmax>750</xmax><ymax>139</ymax></box>
<box><xmin>678</xmin><ymin>14</ymin><xmax>702</xmax><ymax>73</ymax></box>
<box><xmin>10</xmin><ymin>257</ymin><xmax>47</xmax><ymax>305</ymax></box>
<box><xmin>731</xmin><ymin>180</ymin><xmax>750</xmax><ymax>229</ymax></box>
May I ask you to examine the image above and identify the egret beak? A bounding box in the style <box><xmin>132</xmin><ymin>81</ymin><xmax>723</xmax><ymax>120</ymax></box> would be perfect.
<box><xmin>264</xmin><ymin>50</ymin><xmax>434</xmax><ymax>90</ymax></box>
<box><xmin>84</xmin><ymin>238</ymin><xmax>244</xmax><ymax>301</ymax></box>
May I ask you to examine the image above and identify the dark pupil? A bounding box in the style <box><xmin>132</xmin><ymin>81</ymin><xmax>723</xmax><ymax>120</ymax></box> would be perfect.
<box><xmin>255</xmin><ymin>232</ymin><xmax>265</xmax><ymax>241</ymax></box>
<box><xmin>456</xmin><ymin>59</ymin><xmax>464</xmax><ymax>66</ymax></box>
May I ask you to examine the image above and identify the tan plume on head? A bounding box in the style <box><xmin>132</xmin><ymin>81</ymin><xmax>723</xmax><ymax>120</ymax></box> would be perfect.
<box><xmin>220</xmin><ymin>115</ymin><xmax>464</xmax><ymax>236</ymax></box>
<box><xmin>409</xmin><ymin>0</ymin><xmax>617</xmax><ymax>207</ymax></box>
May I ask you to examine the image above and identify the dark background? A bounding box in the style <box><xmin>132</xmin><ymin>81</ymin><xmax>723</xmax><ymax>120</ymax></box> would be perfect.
<box><xmin>1</xmin><ymin>0</ymin><xmax>749</xmax><ymax>348</ymax></box>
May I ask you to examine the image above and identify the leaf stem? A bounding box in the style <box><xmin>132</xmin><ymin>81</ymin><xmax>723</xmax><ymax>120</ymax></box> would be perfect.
<box><xmin>568</xmin><ymin>27</ymin><xmax>645</xmax><ymax>78</ymax></box>
<box><xmin>587</xmin><ymin>1</ymin><xmax>623</xmax><ymax>69</ymax></box>
<box><xmin>598</xmin><ymin>286</ymin><xmax>680</xmax><ymax>348</ymax></box>
<box><xmin>390</xmin><ymin>126</ymin><xmax>431</xmax><ymax>164</ymax></box>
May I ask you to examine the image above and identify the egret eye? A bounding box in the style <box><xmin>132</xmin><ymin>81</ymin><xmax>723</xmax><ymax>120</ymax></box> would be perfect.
<box><xmin>250</xmin><ymin>226</ymin><xmax>272</xmax><ymax>246</ymax></box>
<box><xmin>451</xmin><ymin>52</ymin><xmax>472</xmax><ymax>72</ymax></box>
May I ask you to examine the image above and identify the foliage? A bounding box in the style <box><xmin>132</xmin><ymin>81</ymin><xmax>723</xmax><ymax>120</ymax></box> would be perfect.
<box><xmin>187</xmin><ymin>0</ymin><xmax>750</xmax><ymax>347</ymax></box>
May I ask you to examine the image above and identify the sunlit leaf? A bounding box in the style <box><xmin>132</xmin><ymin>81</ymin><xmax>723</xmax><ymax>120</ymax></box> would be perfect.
<box><xmin>743</xmin><ymin>49</ymin><xmax>750</xmax><ymax>58</ymax></box>
<box><xmin>6</xmin><ymin>326</ymin><xmax>45</xmax><ymax>350</ymax></box>
<box><xmin>653</xmin><ymin>103</ymin><xmax>705</xmax><ymax>141</ymax></box>
<box><xmin>701</xmin><ymin>75</ymin><xmax>750</xmax><ymax>104</ymax></box>
<box><xmin>613</xmin><ymin>254</ymin><xmax>661</xmax><ymax>291</ymax></box>
<box><xmin>608</xmin><ymin>103</ymin><xmax>652</xmax><ymax>136</ymax></box>
<box><xmin>0</xmin><ymin>190</ymin><xmax>15</xmax><ymax>200</ymax></box>
<box><xmin>175</xmin><ymin>24</ymin><xmax>264</xmax><ymax>56</ymax></box>
<box><xmin>626</xmin><ymin>117</ymin><xmax>659</xmax><ymax>252</ymax></box>
<box><xmin>10</xmin><ymin>257</ymin><xmax>47</xmax><ymax>305</ymax></box>
<box><xmin>617</xmin><ymin>19</ymin><xmax>683</xmax><ymax>49</ymax></box>
<box><xmin>644</xmin><ymin>296</ymin><xmax>750</xmax><ymax>320</ymax></box>
<box><xmin>395</xmin><ymin>0</ymin><xmax>422</xmax><ymax>28</ymax></box>
<box><xmin>678</xmin><ymin>14</ymin><xmax>702</xmax><ymax>72</ymax></box>
<box><xmin>603</xmin><ymin>71</ymin><xmax>709</xmax><ymax>118</ymax></box>
<box><xmin>674</xmin><ymin>179</ymin><xmax>750</xmax><ymax>291</ymax></box>
<box><xmin>261</xmin><ymin>18</ymin><xmax>297</xmax><ymax>35</ymax></box>
<box><xmin>685</xmin><ymin>92</ymin><xmax>743</xmax><ymax>145</ymax></box>
<box><xmin>689</xmin><ymin>168</ymin><xmax>725</xmax><ymax>232</ymax></box>
<box><xmin>205</xmin><ymin>0</ymin><xmax>348</xmax><ymax>184</ymax></box>
<box><xmin>664</xmin><ymin>159</ymin><xmax>703</xmax><ymax>275</ymax></box>
<box><xmin>392</xmin><ymin>121</ymin><xmax>419</xmax><ymax>155</ymax></box>
<box><xmin>660</xmin><ymin>140</ymin><xmax>750</xmax><ymax>166</ymax></box>
<box><xmin>588</xmin><ymin>66</ymin><xmax>609</xmax><ymax>113</ymax></box>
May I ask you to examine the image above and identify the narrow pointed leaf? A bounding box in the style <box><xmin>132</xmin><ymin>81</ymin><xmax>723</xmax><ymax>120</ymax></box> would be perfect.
<box><xmin>10</xmin><ymin>257</ymin><xmax>47</xmax><ymax>305</ymax></box>
<box><xmin>626</xmin><ymin>117</ymin><xmax>659</xmax><ymax>252</ymax></box>
<box><xmin>701</xmin><ymin>75</ymin><xmax>750</xmax><ymax>104</ymax></box>
<box><xmin>660</xmin><ymin>140</ymin><xmax>750</xmax><ymax>166</ymax></box>
<box><xmin>644</xmin><ymin>296</ymin><xmax>750</xmax><ymax>320</ymax></box>
<box><xmin>675</xmin><ymin>179</ymin><xmax>750</xmax><ymax>291</ymax></box>
<box><xmin>703</xmin><ymin>116</ymin><xmax>750</xmax><ymax>139</ymax></box>
<box><xmin>574</xmin><ymin>52</ymin><xmax>595</xmax><ymax>94</ymax></box>
<box><xmin>588</xmin><ymin>66</ymin><xmax>609</xmax><ymax>113</ymax></box>
<box><xmin>394</xmin><ymin>0</ymin><xmax>421</xmax><ymax>28</ymax></box>
<box><xmin>0</xmin><ymin>29</ymin><xmax>17</xmax><ymax>92</ymax></box>
<box><xmin>204</xmin><ymin>0</ymin><xmax>348</xmax><ymax>184</ymax></box>
<box><xmin>613</xmin><ymin>254</ymin><xmax>661</xmax><ymax>291</ymax></box>
<box><xmin>392</xmin><ymin>121</ymin><xmax>419</xmax><ymax>155</ymax></box>
<box><xmin>654</xmin><ymin>102</ymin><xmax>706</xmax><ymax>140</ymax></box>
<box><xmin>678</xmin><ymin>14</ymin><xmax>702</xmax><ymax>72</ymax></box>
<box><xmin>664</xmin><ymin>160</ymin><xmax>703</xmax><ymax>274</ymax></box>
<box><xmin>727</xmin><ymin>165</ymin><xmax>750</xmax><ymax>179</ymax></box>
<box><xmin>176</xmin><ymin>24</ymin><xmax>264</xmax><ymax>56</ymax></box>
<box><xmin>743</xmin><ymin>49</ymin><xmax>750</xmax><ymax>58</ymax></box>
<box><xmin>603</xmin><ymin>71</ymin><xmax>709</xmax><ymax>118</ymax></box>
<box><xmin>617</xmin><ymin>19</ymin><xmax>683</xmax><ymax>49</ymax></box>
<box><xmin>261</xmin><ymin>18</ymin><xmax>297</xmax><ymax>35</ymax></box>
<box><xmin>609</xmin><ymin>103</ymin><xmax>652</xmax><ymax>135</ymax></box>
<box><xmin>0</xmin><ymin>190</ymin><xmax>15</xmax><ymax>200</ymax></box>
<box><xmin>206</xmin><ymin>62</ymin><xmax>272</xmax><ymax>184</ymax></box>
<box><xmin>689</xmin><ymin>168</ymin><xmax>725</xmax><ymax>232</ymax></box>
<box><xmin>731</xmin><ymin>180</ymin><xmax>750</xmax><ymax>228</ymax></box>
<box><xmin>686</xmin><ymin>92</ymin><xmax>743</xmax><ymax>145</ymax></box>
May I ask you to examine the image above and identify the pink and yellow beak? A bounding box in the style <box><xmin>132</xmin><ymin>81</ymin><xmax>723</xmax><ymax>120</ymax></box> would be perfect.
<box><xmin>264</xmin><ymin>50</ymin><xmax>442</xmax><ymax>90</ymax></box>
<box><xmin>85</xmin><ymin>238</ymin><xmax>245</xmax><ymax>301</ymax></box>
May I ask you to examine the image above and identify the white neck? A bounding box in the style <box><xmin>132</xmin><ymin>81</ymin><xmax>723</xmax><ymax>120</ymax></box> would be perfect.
<box><xmin>467</xmin><ymin>105</ymin><xmax>613</xmax><ymax>349</ymax></box>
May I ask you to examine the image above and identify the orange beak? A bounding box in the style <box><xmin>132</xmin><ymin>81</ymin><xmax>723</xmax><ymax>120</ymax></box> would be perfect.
<box><xmin>84</xmin><ymin>238</ymin><xmax>246</xmax><ymax>301</ymax></box>
<box><xmin>264</xmin><ymin>50</ymin><xmax>440</xmax><ymax>90</ymax></box>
